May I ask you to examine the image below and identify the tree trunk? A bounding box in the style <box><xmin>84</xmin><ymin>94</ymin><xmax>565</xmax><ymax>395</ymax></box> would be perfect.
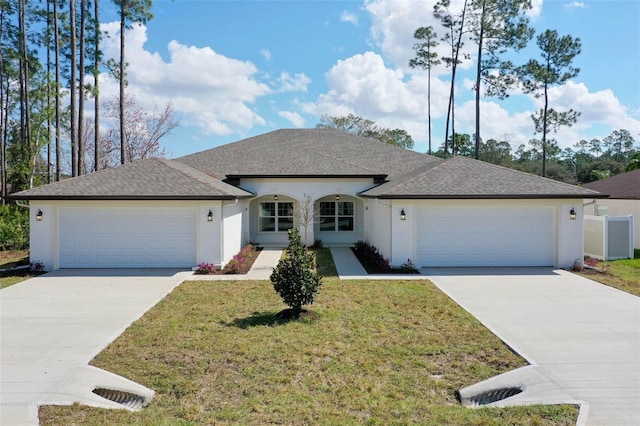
<box><xmin>94</xmin><ymin>0</ymin><xmax>100</xmax><ymax>172</ymax></box>
<box><xmin>449</xmin><ymin>0</ymin><xmax>468</xmax><ymax>156</ymax></box>
<box><xmin>47</xmin><ymin>0</ymin><xmax>52</xmax><ymax>183</ymax></box>
<box><xmin>474</xmin><ymin>4</ymin><xmax>486</xmax><ymax>160</ymax></box>
<box><xmin>54</xmin><ymin>0</ymin><xmax>61</xmax><ymax>181</ymax></box>
<box><xmin>0</xmin><ymin>6</ymin><xmax>6</xmax><ymax>203</ymax></box>
<box><xmin>119</xmin><ymin>2</ymin><xmax>126</xmax><ymax>165</ymax></box>
<box><xmin>542</xmin><ymin>82</ymin><xmax>549</xmax><ymax>177</ymax></box>
<box><xmin>78</xmin><ymin>0</ymin><xmax>86</xmax><ymax>174</ymax></box>
<box><xmin>19</xmin><ymin>0</ymin><xmax>33</xmax><ymax>188</ymax></box>
<box><xmin>69</xmin><ymin>0</ymin><xmax>78</xmax><ymax>176</ymax></box>
<box><xmin>427</xmin><ymin>60</ymin><xmax>432</xmax><ymax>155</ymax></box>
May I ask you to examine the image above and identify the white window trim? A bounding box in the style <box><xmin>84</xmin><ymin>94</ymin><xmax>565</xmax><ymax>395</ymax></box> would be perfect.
<box><xmin>319</xmin><ymin>200</ymin><xmax>355</xmax><ymax>232</ymax></box>
<box><xmin>259</xmin><ymin>201</ymin><xmax>294</xmax><ymax>233</ymax></box>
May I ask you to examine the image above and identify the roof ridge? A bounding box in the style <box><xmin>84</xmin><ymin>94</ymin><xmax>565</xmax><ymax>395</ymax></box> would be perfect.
<box><xmin>361</xmin><ymin>158</ymin><xmax>445</xmax><ymax>194</ymax></box>
<box><xmin>158</xmin><ymin>159</ymin><xmax>231</xmax><ymax>189</ymax></box>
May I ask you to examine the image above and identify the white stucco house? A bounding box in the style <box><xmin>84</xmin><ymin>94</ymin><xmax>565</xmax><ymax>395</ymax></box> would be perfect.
<box><xmin>582</xmin><ymin>169</ymin><xmax>640</xmax><ymax>249</ymax></box>
<box><xmin>11</xmin><ymin>129</ymin><xmax>602</xmax><ymax>271</ymax></box>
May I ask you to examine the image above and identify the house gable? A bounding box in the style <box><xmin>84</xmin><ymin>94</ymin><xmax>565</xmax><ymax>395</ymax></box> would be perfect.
<box><xmin>582</xmin><ymin>169</ymin><xmax>640</xmax><ymax>199</ymax></box>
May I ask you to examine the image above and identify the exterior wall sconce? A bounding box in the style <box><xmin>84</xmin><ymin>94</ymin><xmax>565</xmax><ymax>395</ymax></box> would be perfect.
<box><xmin>569</xmin><ymin>207</ymin><xmax>576</xmax><ymax>220</ymax></box>
<box><xmin>274</xmin><ymin>194</ymin><xmax>278</xmax><ymax>201</ymax></box>
<box><xmin>36</xmin><ymin>209</ymin><xmax>43</xmax><ymax>221</ymax></box>
<box><xmin>336</xmin><ymin>194</ymin><xmax>340</xmax><ymax>201</ymax></box>
<box><xmin>207</xmin><ymin>210</ymin><xmax>213</xmax><ymax>222</ymax></box>
<box><xmin>400</xmin><ymin>209</ymin><xmax>406</xmax><ymax>221</ymax></box>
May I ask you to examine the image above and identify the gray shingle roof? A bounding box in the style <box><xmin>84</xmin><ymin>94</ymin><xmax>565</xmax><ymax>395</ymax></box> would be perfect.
<box><xmin>176</xmin><ymin>128</ymin><xmax>440</xmax><ymax>180</ymax></box>
<box><xmin>10</xmin><ymin>158</ymin><xmax>254</xmax><ymax>200</ymax></box>
<box><xmin>360</xmin><ymin>156</ymin><xmax>604</xmax><ymax>199</ymax></box>
<box><xmin>10</xmin><ymin>128</ymin><xmax>604</xmax><ymax>200</ymax></box>
<box><xmin>581</xmin><ymin>169</ymin><xmax>639</xmax><ymax>199</ymax></box>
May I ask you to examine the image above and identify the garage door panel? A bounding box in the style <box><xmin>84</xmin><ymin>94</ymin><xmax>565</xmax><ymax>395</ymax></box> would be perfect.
<box><xmin>417</xmin><ymin>206</ymin><xmax>555</xmax><ymax>267</ymax></box>
<box><xmin>59</xmin><ymin>208</ymin><xmax>197</xmax><ymax>268</ymax></box>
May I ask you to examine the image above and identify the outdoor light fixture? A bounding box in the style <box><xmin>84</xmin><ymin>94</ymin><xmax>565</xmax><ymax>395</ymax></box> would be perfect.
<box><xmin>36</xmin><ymin>209</ymin><xmax>43</xmax><ymax>221</ymax></box>
<box><xmin>569</xmin><ymin>207</ymin><xmax>576</xmax><ymax>220</ymax></box>
<box><xmin>207</xmin><ymin>210</ymin><xmax>213</xmax><ymax>222</ymax></box>
<box><xmin>336</xmin><ymin>194</ymin><xmax>340</xmax><ymax>201</ymax></box>
<box><xmin>400</xmin><ymin>209</ymin><xmax>406</xmax><ymax>221</ymax></box>
<box><xmin>274</xmin><ymin>194</ymin><xmax>278</xmax><ymax>201</ymax></box>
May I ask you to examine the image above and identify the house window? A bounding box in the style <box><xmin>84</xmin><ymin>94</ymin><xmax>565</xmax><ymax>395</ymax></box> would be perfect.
<box><xmin>259</xmin><ymin>202</ymin><xmax>294</xmax><ymax>232</ymax></box>
<box><xmin>319</xmin><ymin>201</ymin><xmax>354</xmax><ymax>231</ymax></box>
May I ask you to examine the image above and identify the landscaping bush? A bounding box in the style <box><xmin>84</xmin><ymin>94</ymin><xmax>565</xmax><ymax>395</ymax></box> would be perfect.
<box><xmin>352</xmin><ymin>241</ymin><xmax>419</xmax><ymax>274</ymax></box>
<box><xmin>194</xmin><ymin>244</ymin><xmax>261</xmax><ymax>275</ymax></box>
<box><xmin>194</xmin><ymin>262</ymin><xmax>218</xmax><ymax>275</ymax></box>
<box><xmin>223</xmin><ymin>244</ymin><xmax>260</xmax><ymax>274</ymax></box>
<box><xmin>352</xmin><ymin>240</ymin><xmax>392</xmax><ymax>273</ymax></box>
<box><xmin>0</xmin><ymin>205</ymin><xmax>29</xmax><ymax>251</ymax></box>
<box><xmin>271</xmin><ymin>229</ymin><xmax>322</xmax><ymax>316</ymax></box>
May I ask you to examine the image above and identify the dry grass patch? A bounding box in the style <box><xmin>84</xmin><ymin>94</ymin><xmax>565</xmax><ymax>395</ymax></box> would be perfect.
<box><xmin>576</xmin><ymin>250</ymin><xmax>640</xmax><ymax>296</ymax></box>
<box><xmin>0</xmin><ymin>249</ymin><xmax>40</xmax><ymax>289</ymax></box>
<box><xmin>40</xmin><ymin>277</ymin><xmax>577</xmax><ymax>425</ymax></box>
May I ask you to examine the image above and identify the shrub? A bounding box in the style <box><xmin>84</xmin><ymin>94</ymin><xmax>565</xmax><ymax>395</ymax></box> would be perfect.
<box><xmin>223</xmin><ymin>244</ymin><xmax>259</xmax><ymax>274</ymax></box>
<box><xmin>195</xmin><ymin>262</ymin><xmax>218</xmax><ymax>275</ymax></box>
<box><xmin>271</xmin><ymin>229</ymin><xmax>322</xmax><ymax>315</ymax></box>
<box><xmin>30</xmin><ymin>261</ymin><xmax>44</xmax><ymax>272</ymax></box>
<box><xmin>398</xmin><ymin>259</ymin><xmax>418</xmax><ymax>273</ymax></box>
<box><xmin>0</xmin><ymin>205</ymin><xmax>29</xmax><ymax>251</ymax></box>
<box><xmin>352</xmin><ymin>240</ymin><xmax>391</xmax><ymax>273</ymax></box>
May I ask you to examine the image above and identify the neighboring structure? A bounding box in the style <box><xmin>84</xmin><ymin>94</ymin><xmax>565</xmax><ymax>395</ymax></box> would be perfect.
<box><xmin>11</xmin><ymin>129</ymin><xmax>602</xmax><ymax>271</ymax></box>
<box><xmin>582</xmin><ymin>169</ymin><xmax>640</xmax><ymax>249</ymax></box>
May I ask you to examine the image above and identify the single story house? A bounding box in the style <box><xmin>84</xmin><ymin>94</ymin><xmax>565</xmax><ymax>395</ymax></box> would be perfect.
<box><xmin>11</xmin><ymin>129</ymin><xmax>602</xmax><ymax>271</ymax></box>
<box><xmin>582</xmin><ymin>169</ymin><xmax>640</xmax><ymax>249</ymax></box>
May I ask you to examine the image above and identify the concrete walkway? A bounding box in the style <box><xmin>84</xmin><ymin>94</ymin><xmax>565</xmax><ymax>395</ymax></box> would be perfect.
<box><xmin>424</xmin><ymin>268</ymin><xmax>640</xmax><ymax>426</ymax></box>
<box><xmin>0</xmin><ymin>269</ymin><xmax>190</xmax><ymax>426</ymax></box>
<box><xmin>329</xmin><ymin>247</ymin><xmax>427</xmax><ymax>280</ymax></box>
<box><xmin>182</xmin><ymin>248</ymin><xmax>282</xmax><ymax>281</ymax></box>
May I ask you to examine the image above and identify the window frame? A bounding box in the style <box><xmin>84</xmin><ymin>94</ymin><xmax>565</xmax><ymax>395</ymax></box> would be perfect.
<box><xmin>318</xmin><ymin>200</ymin><xmax>355</xmax><ymax>232</ymax></box>
<box><xmin>259</xmin><ymin>201</ymin><xmax>294</xmax><ymax>233</ymax></box>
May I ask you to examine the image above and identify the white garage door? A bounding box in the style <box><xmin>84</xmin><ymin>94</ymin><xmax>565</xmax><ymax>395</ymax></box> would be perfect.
<box><xmin>416</xmin><ymin>206</ymin><xmax>555</xmax><ymax>267</ymax></box>
<box><xmin>59</xmin><ymin>208</ymin><xmax>197</xmax><ymax>268</ymax></box>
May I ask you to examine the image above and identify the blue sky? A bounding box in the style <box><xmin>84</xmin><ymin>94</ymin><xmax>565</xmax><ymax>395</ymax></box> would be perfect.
<box><xmin>95</xmin><ymin>0</ymin><xmax>640</xmax><ymax>158</ymax></box>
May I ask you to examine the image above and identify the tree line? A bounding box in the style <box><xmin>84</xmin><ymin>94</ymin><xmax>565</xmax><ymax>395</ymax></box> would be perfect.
<box><xmin>436</xmin><ymin>129</ymin><xmax>639</xmax><ymax>184</ymax></box>
<box><xmin>410</xmin><ymin>0</ymin><xmax>587</xmax><ymax>178</ymax></box>
<box><xmin>0</xmin><ymin>0</ymin><xmax>177</xmax><ymax>205</ymax></box>
<box><xmin>317</xmin><ymin>113</ymin><xmax>638</xmax><ymax>185</ymax></box>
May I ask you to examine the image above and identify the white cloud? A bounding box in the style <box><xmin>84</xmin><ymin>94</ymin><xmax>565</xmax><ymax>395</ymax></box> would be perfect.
<box><xmin>260</xmin><ymin>48</ymin><xmax>272</xmax><ymax>61</ymax></box>
<box><xmin>278</xmin><ymin>110</ymin><xmax>306</xmax><ymax>127</ymax></box>
<box><xmin>302</xmin><ymin>50</ymin><xmax>453</xmax><ymax>150</ymax></box>
<box><xmin>98</xmin><ymin>22</ymin><xmax>270</xmax><ymax>136</ymax></box>
<box><xmin>564</xmin><ymin>1</ymin><xmax>587</xmax><ymax>10</ymax></box>
<box><xmin>528</xmin><ymin>0</ymin><xmax>544</xmax><ymax>17</ymax></box>
<box><xmin>277</xmin><ymin>72</ymin><xmax>311</xmax><ymax>93</ymax></box>
<box><xmin>341</xmin><ymin>11</ymin><xmax>359</xmax><ymax>25</ymax></box>
<box><xmin>307</xmin><ymin>0</ymin><xmax>637</xmax><ymax>152</ymax></box>
<box><xmin>537</xmin><ymin>81</ymin><xmax>640</xmax><ymax>136</ymax></box>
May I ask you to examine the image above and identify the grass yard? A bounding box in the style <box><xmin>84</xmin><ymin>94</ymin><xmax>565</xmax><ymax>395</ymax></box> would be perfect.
<box><xmin>0</xmin><ymin>249</ymin><xmax>39</xmax><ymax>289</ymax></box>
<box><xmin>39</xmin><ymin>251</ymin><xmax>578</xmax><ymax>425</ymax></box>
<box><xmin>577</xmin><ymin>249</ymin><xmax>640</xmax><ymax>297</ymax></box>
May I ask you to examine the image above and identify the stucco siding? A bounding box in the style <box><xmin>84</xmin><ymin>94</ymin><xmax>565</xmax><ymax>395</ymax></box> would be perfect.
<box><xmin>30</xmin><ymin>200</ymin><xmax>224</xmax><ymax>271</ymax></box>
<box><xmin>383</xmin><ymin>199</ymin><xmax>581</xmax><ymax>269</ymax></box>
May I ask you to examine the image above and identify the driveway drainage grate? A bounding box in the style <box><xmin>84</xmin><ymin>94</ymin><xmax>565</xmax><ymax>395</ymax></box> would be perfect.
<box><xmin>92</xmin><ymin>388</ymin><xmax>146</xmax><ymax>410</ymax></box>
<box><xmin>458</xmin><ymin>387</ymin><xmax>522</xmax><ymax>407</ymax></box>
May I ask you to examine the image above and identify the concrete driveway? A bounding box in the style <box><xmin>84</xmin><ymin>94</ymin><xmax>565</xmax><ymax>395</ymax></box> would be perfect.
<box><xmin>424</xmin><ymin>268</ymin><xmax>640</xmax><ymax>426</ymax></box>
<box><xmin>0</xmin><ymin>269</ymin><xmax>190</xmax><ymax>426</ymax></box>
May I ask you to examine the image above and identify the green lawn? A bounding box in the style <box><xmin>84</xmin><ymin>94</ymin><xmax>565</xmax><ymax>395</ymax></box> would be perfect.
<box><xmin>39</xmin><ymin>250</ymin><xmax>578</xmax><ymax>425</ymax></box>
<box><xmin>577</xmin><ymin>249</ymin><xmax>640</xmax><ymax>296</ymax></box>
<box><xmin>0</xmin><ymin>250</ymin><xmax>39</xmax><ymax>289</ymax></box>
